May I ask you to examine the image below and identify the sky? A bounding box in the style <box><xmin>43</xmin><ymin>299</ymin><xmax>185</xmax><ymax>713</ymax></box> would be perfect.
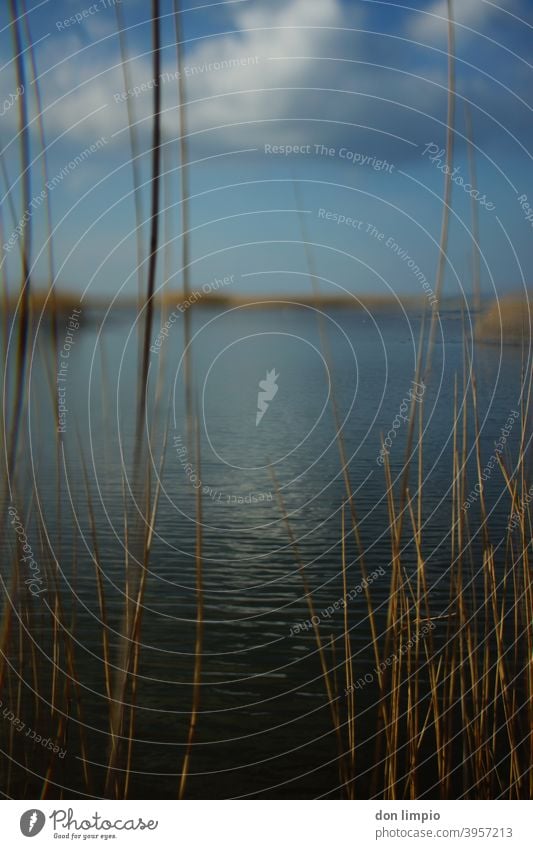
<box><xmin>0</xmin><ymin>0</ymin><xmax>532</xmax><ymax>303</ymax></box>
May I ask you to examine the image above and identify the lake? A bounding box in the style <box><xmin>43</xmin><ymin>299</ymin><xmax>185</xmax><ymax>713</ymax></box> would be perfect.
<box><xmin>3</xmin><ymin>303</ymin><xmax>527</xmax><ymax>798</ymax></box>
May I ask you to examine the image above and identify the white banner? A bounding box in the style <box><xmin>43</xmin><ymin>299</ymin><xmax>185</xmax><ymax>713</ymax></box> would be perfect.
<box><xmin>2</xmin><ymin>800</ymin><xmax>531</xmax><ymax>848</ymax></box>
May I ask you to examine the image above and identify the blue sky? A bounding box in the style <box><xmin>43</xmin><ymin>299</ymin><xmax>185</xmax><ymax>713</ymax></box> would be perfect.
<box><xmin>1</xmin><ymin>0</ymin><xmax>532</xmax><ymax>302</ymax></box>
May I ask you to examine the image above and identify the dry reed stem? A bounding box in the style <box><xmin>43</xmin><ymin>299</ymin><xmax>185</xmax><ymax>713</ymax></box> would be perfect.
<box><xmin>178</xmin><ymin>416</ymin><xmax>204</xmax><ymax>800</ymax></box>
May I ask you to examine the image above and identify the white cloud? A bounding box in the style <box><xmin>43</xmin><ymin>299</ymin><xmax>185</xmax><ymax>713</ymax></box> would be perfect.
<box><xmin>163</xmin><ymin>0</ymin><xmax>348</xmax><ymax>147</ymax></box>
<box><xmin>408</xmin><ymin>0</ymin><xmax>516</xmax><ymax>44</ymax></box>
<box><xmin>29</xmin><ymin>0</ymin><xmax>523</xmax><ymax>162</ymax></box>
<box><xmin>38</xmin><ymin>0</ymin><xmax>355</xmax><ymax>150</ymax></box>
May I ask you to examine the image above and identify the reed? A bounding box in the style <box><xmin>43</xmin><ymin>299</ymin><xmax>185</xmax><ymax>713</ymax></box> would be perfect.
<box><xmin>6</xmin><ymin>0</ymin><xmax>32</xmax><ymax>479</ymax></box>
<box><xmin>0</xmin><ymin>0</ymin><xmax>530</xmax><ymax>803</ymax></box>
<box><xmin>425</xmin><ymin>0</ymin><xmax>456</xmax><ymax>377</ymax></box>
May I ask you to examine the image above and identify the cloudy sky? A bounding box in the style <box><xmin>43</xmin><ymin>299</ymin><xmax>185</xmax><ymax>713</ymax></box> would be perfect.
<box><xmin>1</xmin><ymin>0</ymin><xmax>532</xmax><ymax>302</ymax></box>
